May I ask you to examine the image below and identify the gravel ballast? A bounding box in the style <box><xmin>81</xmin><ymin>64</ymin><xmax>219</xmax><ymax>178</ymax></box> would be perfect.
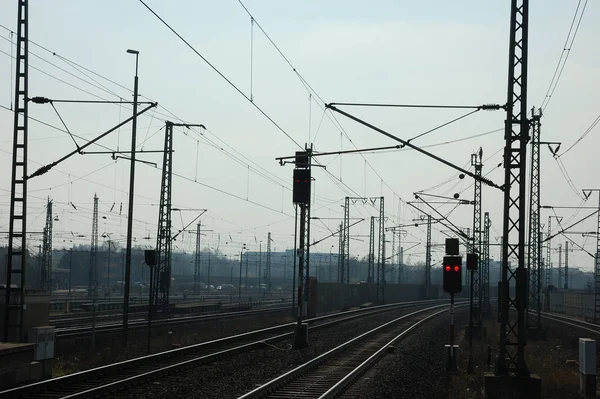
<box><xmin>120</xmin><ymin>305</ymin><xmax>440</xmax><ymax>398</ymax></box>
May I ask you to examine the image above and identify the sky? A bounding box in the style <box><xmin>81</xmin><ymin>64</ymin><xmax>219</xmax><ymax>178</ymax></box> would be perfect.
<box><xmin>0</xmin><ymin>1</ymin><xmax>598</xmax><ymax>272</ymax></box>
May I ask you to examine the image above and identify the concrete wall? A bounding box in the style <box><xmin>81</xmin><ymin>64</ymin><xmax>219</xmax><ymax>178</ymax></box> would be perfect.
<box><xmin>0</xmin><ymin>289</ymin><xmax>50</xmax><ymax>342</ymax></box>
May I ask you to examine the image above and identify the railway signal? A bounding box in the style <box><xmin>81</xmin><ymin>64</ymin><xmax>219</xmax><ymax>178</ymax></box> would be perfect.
<box><xmin>443</xmin><ymin>255</ymin><xmax>462</xmax><ymax>295</ymax></box>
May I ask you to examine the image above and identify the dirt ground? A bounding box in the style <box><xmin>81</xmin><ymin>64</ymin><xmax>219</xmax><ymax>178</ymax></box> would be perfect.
<box><xmin>447</xmin><ymin>314</ymin><xmax>596</xmax><ymax>398</ymax></box>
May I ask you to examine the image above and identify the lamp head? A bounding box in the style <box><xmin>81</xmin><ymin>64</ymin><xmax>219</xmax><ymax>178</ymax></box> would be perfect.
<box><xmin>126</xmin><ymin>49</ymin><xmax>139</xmax><ymax>55</ymax></box>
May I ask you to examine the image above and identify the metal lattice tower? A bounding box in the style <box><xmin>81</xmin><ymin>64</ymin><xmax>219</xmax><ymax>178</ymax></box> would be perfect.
<box><xmin>265</xmin><ymin>232</ymin><xmax>272</xmax><ymax>292</ymax></box>
<box><xmin>4</xmin><ymin>0</ymin><xmax>29</xmax><ymax>343</ymax></box>
<box><xmin>368</xmin><ymin>216</ymin><xmax>375</xmax><ymax>283</ymax></box>
<box><xmin>376</xmin><ymin>197</ymin><xmax>385</xmax><ymax>303</ymax></box>
<box><xmin>564</xmin><ymin>241</ymin><xmax>569</xmax><ymax>289</ymax></box>
<box><xmin>153</xmin><ymin>121</ymin><xmax>174</xmax><ymax>313</ymax></box>
<box><xmin>40</xmin><ymin>198</ymin><xmax>53</xmax><ymax>290</ymax></box>
<box><xmin>425</xmin><ymin>214</ymin><xmax>432</xmax><ymax>299</ymax></box>
<box><xmin>398</xmin><ymin>246</ymin><xmax>403</xmax><ymax>284</ymax></box>
<box><xmin>581</xmin><ymin>189</ymin><xmax>600</xmax><ymax>321</ymax></box>
<box><xmin>341</xmin><ymin>197</ymin><xmax>350</xmax><ymax>283</ymax></box>
<box><xmin>483</xmin><ymin>212</ymin><xmax>491</xmax><ymax>315</ymax></box>
<box><xmin>471</xmin><ymin>150</ymin><xmax>483</xmax><ymax>325</ymax></box>
<box><xmin>194</xmin><ymin>223</ymin><xmax>201</xmax><ymax>294</ymax></box>
<box><xmin>89</xmin><ymin>194</ymin><xmax>99</xmax><ymax>297</ymax></box>
<box><xmin>545</xmin><ymin>217</ymin><xmax>552</xmax><ymax>288</ymax></box>
<box><xmin>557</xmin><ymin>244</ymin><xmax>562</xmax><ymax>289</ymax></box>
<box><xmin>527</xmin><ymin>110</ymin><xmax>541</xmax><ymax>329</ymax></box>
<box><xmin>337</xmin><ymin>222</ymin><xmax>344</xmax><ymax>283</ymax></box>
<box><xmin>390</xmin><ymin>230</ymin><xmax>396</xmax><ymax>284</ymax></box>
<box><xmin>498</xmin><ymin>0</ymin><xmax>530</xmax><ymax>376</ymax></box>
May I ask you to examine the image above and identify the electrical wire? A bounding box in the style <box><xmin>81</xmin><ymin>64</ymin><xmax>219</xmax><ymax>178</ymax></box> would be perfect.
<box><xmin>559</xmin><ymin>111</ymin><xmax>600</xmax><ymax>157</ymax></box>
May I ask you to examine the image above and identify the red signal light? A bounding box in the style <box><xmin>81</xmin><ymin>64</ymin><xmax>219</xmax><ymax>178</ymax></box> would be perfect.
<box><xmin>445</xmin><ymin>266</ymin><xmax>451</xmax><ymax>272</ymax></box>
<box><xmin>454</xmin><ymin>266</ymin><xmax>460</xmax><ymax>272</ymax></box>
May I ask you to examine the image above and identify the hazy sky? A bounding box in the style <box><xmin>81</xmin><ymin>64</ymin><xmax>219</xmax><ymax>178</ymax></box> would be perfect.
<box><xmin>0</xmin><ymin>1</ymin><xmax>598</xmax><ymax>272</ymax></box>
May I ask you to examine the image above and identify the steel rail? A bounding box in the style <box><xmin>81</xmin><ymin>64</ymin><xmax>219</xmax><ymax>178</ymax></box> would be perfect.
<box><xmin>540</xmin><ymin>312</ymin><xmax>600</xmax><ymax>336</ymax></box>
<box><xmin>238</xmin><ymin>303</ymin><xmax>464</xmax><ymax>399</ymax></box>
<box><xmin>1</xmin><ymin>299</ymin><xmax>459</xmax><ymax>398</ymax></box>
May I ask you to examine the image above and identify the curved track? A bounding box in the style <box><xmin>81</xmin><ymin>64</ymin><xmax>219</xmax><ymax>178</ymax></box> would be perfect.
<box><xmin>238</xmin><ymin>304</ymin><xmax>459</xmax><ymax>399</ymax></box>
<box><xmin>1</xmin><ymin>299</ymin><xmax>453</xmax><ymax>399</ymax></box>
<box><xmin>540</xmin><ymin>312</ymin><xmax>600</xmax><ymax>335</ymax></box>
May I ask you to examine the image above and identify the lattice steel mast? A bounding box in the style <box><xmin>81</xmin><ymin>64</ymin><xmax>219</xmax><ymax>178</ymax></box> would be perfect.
<box><xmin>497</xmin><ymin>0</ymin><xmax>530</xmax><ymax>376</ymax></box>
<box><xmin>564</xmin><ymin>241</ymin><xmax>569</xmax><ymax>289</ymax></box>
<box><xmin>425</xmin><ymin>214</ymin><xmax>432</xmax><ymax>300</ymax></box>
<box><xmin>337</xmin><ymin>222</ymin><xmax>344</xmax><ymax>283</ymax></box>
<box><xmin>471</xmin><ymin>150</ymin><xmax>483</xmax><ymax>326</ymax></box>
<box><xmin>194</xmin><ymin>223</ymin><xmax>201</xmax><ymax>294</ymax></box>
<box><xmin>89</xmin><ymin>194</ymin><xmax>99</xmax><ymax>297</ymax></box>
<box><xmin>342</xmin><ymin>197</ymin><xmax>350</xmax><ymax>283</ymax></box>
<box><xmin>527</xmin><ymin>110</ymin><xmax>542</xmax><ymax>329</ymax></box>
<box><xmin>368</xmin><ymin>216</ymin><xmax>375</xmax><ymax>283</ymax></box>
<box><xmin>376</xmin><ymin>197</ymin><xmax>385</xmax><ymax>303</ymax></box>
<box><xmin>40</xmin><ymin>198</ymin><xmax>53</xmax><ymax>290</ymax></box>
<box><xmin>557</xmin><ymin>244</ymin><xmax>562</xmax><ymax>289</ymax></box>
<box><xmin>265</xmin><ymin>232</ymin><xmax>272</xmax><ymax>293</ymax></box>
<box><xmin>483</xmin><ymin>212</ymin><xmax>491</xmax><ymax>315</ymax></box>
<box><xmin>153</xmin><ymin>122</ymin><xmax>175</xmax><ymax>313</ymax></box>
<box><xmin>4</xmin><ymin>0</ymin><xmax>29</xmax><ymax>343</ymax></box>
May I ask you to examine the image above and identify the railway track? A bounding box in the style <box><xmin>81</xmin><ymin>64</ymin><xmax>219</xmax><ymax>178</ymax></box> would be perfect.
<box><xmin>238</xmin><ymin>303</ymin><xmax>458</xmax><ymax>399</ymax></box>
<box><xmin>55</xmin><ymin>303</ymin><xmax>292</xmax><ymax>339</ymax></box>
<box><xmin>1</xmin><ymin>299</ymin><xmax>454</xmax><ymax>399</ymax></box>
<box><xmin>540</xmin><ymin>312</ymin><xmax>600</xmax><ymax>335</ymax></box>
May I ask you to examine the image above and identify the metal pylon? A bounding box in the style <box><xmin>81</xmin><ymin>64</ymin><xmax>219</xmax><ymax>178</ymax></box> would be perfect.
<box><xmin>40</xmin><ymin>198</ymin><xmax>53</xmax><ymax>290</ymax></box>
<box><xmin>342</xmin><ymin>197</ymin><xmax>350</xmax><ymax>283</ymax></box>
<box><xmin>194</xmin><ymin>223</ymin><xmax>201</xmax><ymax>294</ymax></box>
<box><xmin>564</xmin><ymin>241</ymin><xmax>569</xmax><ymax>289</ymax></box>
<box><xmin>527</xmin><ymin>109</ymin><xmax>541</xmax><ymax>329</ymax></box>
<box><xmin>425</xmin><ymin>214</ymin><xmax>432</xmax><ymax>299</ymax></box>
<box><xmin>153</xmin><ymin>121</ymin><xmax>175</xmax><ymax>313</ymax></box>
<box><xmin>265</xmin><ymin>232</ymin><xmax>272</xmax><ymax>292</ymax></box>
<box><xmin>558</xmin><ymin>244</ymin><xmax>562</xmax><ymax>289</ymax></box>
<box><xmin>368</xmin><ymin>216</ymin><xmax>375</xmax><ymax>283</ymax></box>
<box><xmin>376</xmin><ymin>197</ymin><xmax>385</xmax><ymax>303</ymax></box>
<box><xmin>498</xmin><ymin>0</ymin><xmax>530</xmax><ymax>376</ymax></box>
<box><xmin>471</xmin><ymin>150</ymin><xmax>483</xmax><ymax>326</ymax></box>
<box><xmin>4</xmin><ymin>0</ymin><xmax>29</xmax><ymax>343</ymax></box>
<box><xmin>337</xmin><ymin>222</ymin><xmax>344</xmax><ymax>283</ymax></box>
<box><xmin>89</xmin><ymin>194</ymin><xmax>99</xmax><ymax>297</ymax></box>
<box><xmin>483</xmin><ymin>212</ymin><xmax>491</xmax><ymax>315</ymax></box>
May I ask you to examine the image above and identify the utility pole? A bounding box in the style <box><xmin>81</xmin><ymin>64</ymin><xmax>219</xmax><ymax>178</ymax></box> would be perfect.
<box><xmin>245</xmin><ymin>251</ymin><xmax>249</xmax><ymax>293</ymax></box>
<box><xmin>123</xmin><ymin>48</ymin><xmax>139</xmax><ymax>344</ymax></box>
<box><xmin>398</xmin><ymin>246</ymin><xmax>404</xmax><ymax>284</ymax></box>
<box><xmin>41</xmin><ymin>198</ymin><xmax>53</xmax><ymax>291</ymax></box>
<box><xmin>342</xmin><ymin>197</ymin><xmax>350</xmax><ymax>284</ymax></box>
<box><xmin>545</xmin><ymin>216</ymin><xmax>553</xmax><ymax>291</ymax></box>
<box><xmin>291</xmin><ymin>147</ymin><xmax>311</xmax><ymax>348</ymax></box>
<box><xmin>390</xmin><ymin>230</ymin><xmax>396</xmax><ymax>284</ymax></box>
<box><xmin>483</xmin><ymin>212</ymin><xmax>491</xmax><ymax>316</ymax></box>
<box><xmin>558</xmin><ymin>244</ymin><xmax>562</xmax><ymax>289</ymax></box>
<box><xmin>89</xmin><ymin>194</ymin><xmax>99</xmax><ymax>298</ymax></box>
<box><xmin>527</xmin><ymin>109</ymin><xmax>542</xmax><ymax>331</ymax></box>
<box><xmin>258</xmin><ymin>242</ymin><xmax>262</xmax><ymax>292</ymax></box>
<box><xmin>338</xmin><ymin>222</ymin><xmax>344</xmax><ymax>283</ymax></box>
<box><xmin>106</xmin><ymin>238</ymin><xmax>112</xmax><ymax>297</ymax></box>
<box><xmin>470</xmin><ymin>150</ymin><xmax>483</xmax><ymax>332</ymax></box>
<box><xmin>368</xmin><ymin>216</ymin><xmax>375</xmax><ymax>283</ymax></box>
<box><xmin>376</xmin><ymin>197</ymin><xmax>385</xmax><ymax>303</ymax></box>
<box><xmin>4</xmin><ymin>0</ymin><xmax>29</xmax><ymax>343</ymax></box>
<box><xmin>564</xmin><ymin>241</ymin><xmax>569</xmax><ymax>289</ymax></box>
<box><xmin>581</xmin><ymin>190</ymin><xmax>600</xmax><ymax>322</ymax></box>
<box><xmin>265</xmin><ymin>232</ymin><xmax>272</xmax><ymax>294</ymax></box>
<box><xmin>194</xmin><ymin>223</ymin><xmax>201</xmax><ymax>295</ymax></box>
<box><xmin>152</xmin><ymin>121</ymin><xmax>204</xmax><ymax>313</ymax></box>
<box><xmin>425</xmin><ymin>214</ymin><xmax>432</xmax><ymax>300</ymax></box>
<box><xmin>494</xmin><ymin>0</ymin><xmax>533</xmax><ymax>382</ymax></box>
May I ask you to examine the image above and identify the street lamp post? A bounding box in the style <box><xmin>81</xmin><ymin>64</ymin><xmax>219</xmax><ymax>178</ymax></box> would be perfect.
<box><xmin>123</xmin><ymin>48</ymin><xmax>139</xmax><ymax>344</ymax></box>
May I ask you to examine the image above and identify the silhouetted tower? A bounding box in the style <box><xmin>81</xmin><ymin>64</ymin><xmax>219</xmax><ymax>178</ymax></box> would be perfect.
<box><xmin>89</xmin><ymin>194</ymin><xmax>99</xmax><ymax>297</ymax></box>
<box><xmin>557</xmin><ymin>244</ymin><xmax>562</xmax><ymax>289</ymax></box>
<box><xmin>424</xmin><ymin>214</ymin><xmax>432</xmax><ymax>299</ymax></box>
<box><xmin>545</xmin><ymin>217</ymin><xmax>552</xmax><ymax>289</ymax></box>
<box><xmin>265</xmin><ymin>232</ymin><xmax>272</xmax><ymax>292</ymax></box>
<box><xmin>483</xmin><ymin>212</ymin><xmax>491</xmax><ymax>315</ymax></box>
<box><xmin>194</xmin><ymin>223</ymin><xmax>201</xmax><ymax>294</ymax></box>
<box><xmin>40</xmin><ymin>198</ymin><xmax>53</xmax><ymax>290</ymax></box>
<box><xmin>471</xmin><ymin>149</ymin><xmax>483</xmax><ymax>326</ymax></box>
<box><xmin>527</xmin><ymin>109</ymin><xmax>542</xmax><ymax>330</ymax></box>
<box><xmin>564</xmin><ymin>241</ymin><xmax>569</xmax><ymax>289</ymax></box>
<box><xmin>497</xmin><ymin>0</ymin><xmax>531</xmax><ymax>376</ymax></box>
<box><xmin>4</xmin><ymin>0</ymin><xmax>29</xmax><ymax>343</ymax></box>
<box><xmin>398</xmin><ymin>246</ymin><xmax>404</xmax><ymax>284</ymax></box>
<box><xmin>390</xmin><ymin>229</ymin><xmax>396</xmax><ymax>284</ymax></box>
<box><xmin>376</xmin><ymin>197</ymin><xmax>385</xmax><ymax>302</ymax></box>
<box><xmin>368</xmin><ymin>216</ymin><xmax>375</xmax><ymax>283</ymax></box>
<box><xmin>153</xmin><ymin>122</ymin><xmax>174</xmax><ymax>313</ymax></box>
<box><xmin>337</xmin><ymin>222</ymin><xmax>344</xmax><ymax>283</ymax></box>
<box><xmin>342</xmin><ymin>197</ymin><xmax>350</xmax><ymax>284</ymax></box>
